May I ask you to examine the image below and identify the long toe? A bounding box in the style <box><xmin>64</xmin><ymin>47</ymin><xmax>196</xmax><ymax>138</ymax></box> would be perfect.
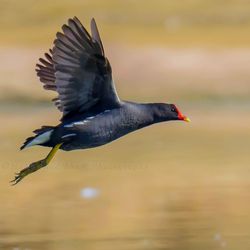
<box><xmin>11</xmin><ymin>159</ymin><xmax>47</xmax><ymax>185</ymax></box>
<box><xmin>11</xmin><ymin>171</ymin><xmax>26</xmax><ymax>185</ymax></box>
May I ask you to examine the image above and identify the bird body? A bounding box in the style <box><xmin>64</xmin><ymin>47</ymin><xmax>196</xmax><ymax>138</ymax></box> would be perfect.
<box><xmin>26</xmin><ymin>101</ymin><xmax>182</xmax><ymax>151</ymax></box>
<box><xmin>12</xmin><ymin>17</ymin><xmax>190</xmax><ymax>185</ymax></box>
<box><xmin>55</xmin><ymin>102</ymin><xmax>150</xmax><ymax>151</ymax></box>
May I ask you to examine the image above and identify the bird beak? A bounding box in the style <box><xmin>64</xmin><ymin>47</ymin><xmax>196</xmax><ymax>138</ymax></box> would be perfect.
<box><xmin>173</xmin><ymin>105</ymin><xmax>190</xmax><ymax>123</ymax></box>
<box><xmin>183</xmin><ymin>116</ymin><xmax>191</xmax><ymax>122</ymax></box>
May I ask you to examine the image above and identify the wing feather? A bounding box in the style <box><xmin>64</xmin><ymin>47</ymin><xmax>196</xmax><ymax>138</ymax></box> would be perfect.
<box><xmin>35</xmin><ymin>17</ymin><xmax>120</xmax><ymax>120</ymax></box>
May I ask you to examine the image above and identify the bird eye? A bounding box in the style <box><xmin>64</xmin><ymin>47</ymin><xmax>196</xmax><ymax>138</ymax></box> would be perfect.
<box><xmin>171</xmin><ymin>107</ymin><xmax>176</xmax><ymax>113</ymax></box>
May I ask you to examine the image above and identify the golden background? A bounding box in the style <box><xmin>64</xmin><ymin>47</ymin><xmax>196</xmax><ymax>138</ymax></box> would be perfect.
<box><xmin>0</xmin><ymin>1</ymin><xmax>250</xmax><ymax>249</ymax></box>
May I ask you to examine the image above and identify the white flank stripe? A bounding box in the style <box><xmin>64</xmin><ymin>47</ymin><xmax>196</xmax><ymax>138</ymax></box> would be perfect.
<box><xmin>64</xmin><ymin>110</ymin><xmax>111</xmax><ymax>128</ymax></box>
<box><xmin>25</xmin><ymin>130</ymin><xmax>53</xmax><ymax>148</ymax></box>
<box><xmin>62</xmin><ymin>133</ymin><xmax>76</xmax><ymax>139</ymax></box>
<box><xmin>64</xmin><ymin>121</ymin><xmax>88</xmax><ymax>128</ymax></box>
<box><xmin>74</xmin><ymin>121</ymin><xmax>86</xmax><ymax>125</ymax></box>
<box><xmin>64</xmin><ymin>124</ymin><xmax>74</xmax><ymax>128</ymax></box>
<box><xmin>86</xmin><ymin>116</ymin><xmax>94</xmax><ymax>120</ymax></box>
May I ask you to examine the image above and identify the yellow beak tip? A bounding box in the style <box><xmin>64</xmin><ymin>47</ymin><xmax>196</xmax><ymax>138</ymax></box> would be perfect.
<box><xmin>184</xmin><ymin>117</ymin><xmax>191</xmax><ymax>122</ymax></box>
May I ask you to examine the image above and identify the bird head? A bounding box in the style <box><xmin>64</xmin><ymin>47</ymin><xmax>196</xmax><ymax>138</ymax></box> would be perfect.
<box><xmin>171</xmin><ymin>104</ymin><xmax>190</xmax><ymax>122</ymax></box>
<box><xmin>152</xmin><ymin>103</ymin><xmax>190</xmax><ymax>122</ymax></box>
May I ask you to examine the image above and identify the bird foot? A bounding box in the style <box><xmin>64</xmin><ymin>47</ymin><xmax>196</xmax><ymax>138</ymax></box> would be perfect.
<box><xmin>11</xmin><ymin>159</ymin><xmax>47</xmax><ymax>185</ymax></box>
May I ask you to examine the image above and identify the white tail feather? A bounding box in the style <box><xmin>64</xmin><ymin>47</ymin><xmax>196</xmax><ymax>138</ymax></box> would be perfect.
<box><xmin>25</xmin><ymin>130</ymin><xmax>53</xmax><ymax>149</ymax></box>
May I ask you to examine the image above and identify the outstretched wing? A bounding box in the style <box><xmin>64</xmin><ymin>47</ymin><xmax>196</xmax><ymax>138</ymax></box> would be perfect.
<box><xmin>36</xmin><ymin>17</ymin><xmax>120</xmax><ymax>120</ymax></box>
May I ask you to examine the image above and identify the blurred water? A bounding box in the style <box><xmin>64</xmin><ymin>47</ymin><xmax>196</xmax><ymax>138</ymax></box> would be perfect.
<box><xmin>1</xmin><ymin>104</ymin><xmax>250</xmax><ymax>250</ymax></box>
<box><xmin>0</xmin><ymin>47</ymin><xmax>250</xmax><ymax>249</ymax></box>
<box><xmin>80</xmin><ymin>187</ymin><xmax>100</xmax><ymax>199</ymax></box>
<box><xmin>1</xmin><ymin>0</ymin><xmax>250</xmax><ymax>247</ymax></box>
<box><xmin>1</xmin><ymin>175</ymin><xmax>250</xmax><ymax>250</ymax></box>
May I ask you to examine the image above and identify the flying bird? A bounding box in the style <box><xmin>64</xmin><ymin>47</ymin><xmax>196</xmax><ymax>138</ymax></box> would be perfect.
<box><xmin>11</xmin><ymin>17</ymin><xmax>190</xmax><ymax>185</ymax></box>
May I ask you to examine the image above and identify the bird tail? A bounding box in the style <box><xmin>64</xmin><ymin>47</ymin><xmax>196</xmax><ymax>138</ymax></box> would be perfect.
<box><xmin>20</xmin><ymin>126</ymin><xmax>55</xmax><ymax>150</ymax></box>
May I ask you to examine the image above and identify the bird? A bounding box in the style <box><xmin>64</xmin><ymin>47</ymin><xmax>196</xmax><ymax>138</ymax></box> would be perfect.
<box><xmin>11</xmin><ymin>17</ymin><xmax>190</xmax><ymax>185</ymax></box>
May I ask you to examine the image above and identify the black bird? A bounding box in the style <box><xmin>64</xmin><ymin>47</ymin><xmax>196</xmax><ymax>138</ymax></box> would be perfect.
<box><xmin>12</xmin><ymin>17</ymin><xmax>190</xmax><ymax>185</ymax></box>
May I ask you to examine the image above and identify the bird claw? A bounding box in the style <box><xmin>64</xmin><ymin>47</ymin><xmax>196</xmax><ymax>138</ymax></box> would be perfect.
<box><xmin>11</xmin><ymin>159</ymin><xmax>47</xmax><ymax>185</ymax></box>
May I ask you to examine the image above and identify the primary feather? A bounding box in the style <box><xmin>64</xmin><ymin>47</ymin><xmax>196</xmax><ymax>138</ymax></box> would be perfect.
<box><xmin>36</xmin><ymin>17</ymin><xmax>120</xmax><ymax>121</ymax></box>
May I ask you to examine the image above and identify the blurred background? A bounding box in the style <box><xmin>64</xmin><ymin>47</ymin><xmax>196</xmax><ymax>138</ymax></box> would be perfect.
<box><xmin>1</xmin><ymin>0</ymin><xmax>250</xmax><ymax>249</ymax></box>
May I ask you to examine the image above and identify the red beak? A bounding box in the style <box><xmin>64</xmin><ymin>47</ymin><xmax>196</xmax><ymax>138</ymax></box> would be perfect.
<box><xmin>175</xmin><ymin>105</ymin><xmax>190</xmax><ymax>122</ymax></box>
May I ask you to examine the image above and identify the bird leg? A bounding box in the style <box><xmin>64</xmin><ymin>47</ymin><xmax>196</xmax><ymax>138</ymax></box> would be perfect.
<box><xmin>11</xmin><ymin>143</ymin><xmax>62</xmax><ymax>185</ymax></box>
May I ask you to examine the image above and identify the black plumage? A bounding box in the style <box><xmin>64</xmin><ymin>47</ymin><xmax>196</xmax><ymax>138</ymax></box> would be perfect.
<box><xmin>22</xmin><ymin>16</ymin><xmax>190</xmax><ymax>151</ymax></box>
<box><xmin>12</xmin><ymin>17</ymin><xmax>189</xmax><ymax>185</ymax></box>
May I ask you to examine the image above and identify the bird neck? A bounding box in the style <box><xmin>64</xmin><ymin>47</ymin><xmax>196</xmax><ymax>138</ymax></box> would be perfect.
<box><xmin>123</xmin><ymin>102</ymin><xmax>163</xmax><ymax>129</ymax></box>
<box><xmin>138</xmin><ymin>103</ymin><xmax>172</xmax><ymax>123</ymax></box>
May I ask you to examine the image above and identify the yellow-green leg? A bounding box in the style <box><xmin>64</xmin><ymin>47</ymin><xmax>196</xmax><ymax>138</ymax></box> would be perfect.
<box><xmin>11</xmin><ymin>143</ymin><xmax>62</xmax><ymax>185</ymax></box>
